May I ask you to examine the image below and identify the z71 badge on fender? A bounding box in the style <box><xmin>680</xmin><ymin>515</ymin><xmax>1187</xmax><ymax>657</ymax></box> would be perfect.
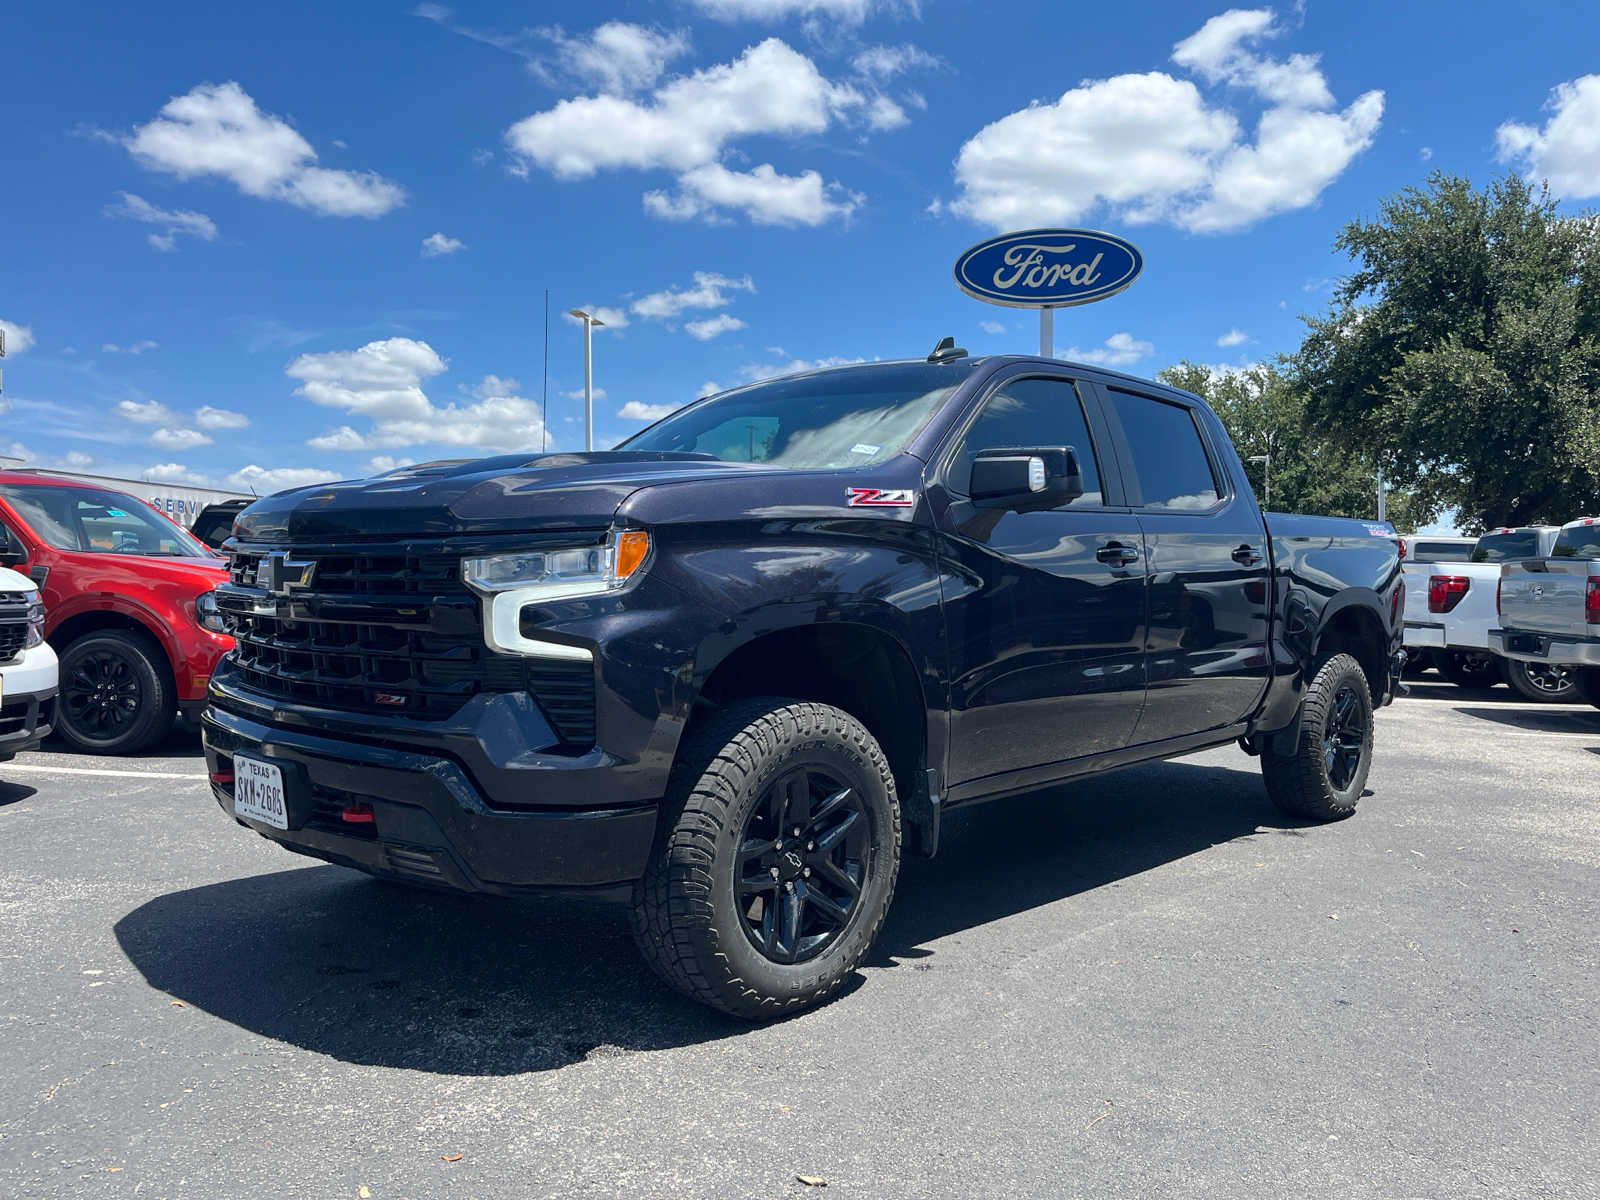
<box><xmin>847</xmin><ymin>487</ymin><xmax>915</xmax><ymax>507</ymax></box>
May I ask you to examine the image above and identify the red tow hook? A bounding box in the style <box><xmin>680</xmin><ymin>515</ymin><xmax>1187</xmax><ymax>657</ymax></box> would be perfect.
<box><xmin>340</xmin><ymin>802</ymin><xmax>376</xmax><ymax>824</ymax></box>
<box><xmin>209</xmin><ymin>769</ymin><xmax>234</xmax><ymax>785</ymax></box>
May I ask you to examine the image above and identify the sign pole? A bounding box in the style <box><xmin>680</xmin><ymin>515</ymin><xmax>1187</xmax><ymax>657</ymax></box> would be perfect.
<box><xmin>1039</xmin><ymin>306</ymin><xmax>1053</xmax><ymax>358</ymax></box>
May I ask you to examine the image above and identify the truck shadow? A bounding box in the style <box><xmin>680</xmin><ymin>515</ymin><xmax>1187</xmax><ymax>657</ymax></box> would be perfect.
<box><xmin>0</xmin><ymin>780</ymin><xmax>38</xmax><ymax>807</ymax></box>
<box><xmin>113</xmin><ymin>760</ymin><xmax>1291</xmax><ymax>1075</ymax></box>
<box><xmin>1452</xmin><ymin>705</ymin><xmax>1600</xmax><ymax>735</ymax></box>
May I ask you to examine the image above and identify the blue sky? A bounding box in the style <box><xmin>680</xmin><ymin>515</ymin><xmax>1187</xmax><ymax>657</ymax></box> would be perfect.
<box><xmin>3</xmin><ymin>0</ymin><xmax>1599</xmax><ymax>497</ymax></box>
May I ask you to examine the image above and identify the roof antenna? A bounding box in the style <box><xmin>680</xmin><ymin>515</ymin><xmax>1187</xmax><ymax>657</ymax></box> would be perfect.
<box><xmin>927</xmin><ymin>335</ymin><xmax>968</xmax><ymax>363</ymax></box>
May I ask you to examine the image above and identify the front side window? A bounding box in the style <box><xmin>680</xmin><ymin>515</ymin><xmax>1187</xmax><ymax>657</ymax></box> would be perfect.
<box><xmin>618</xmin><ymin>363</ymin><xmax>968</xmax><ymax>470</ymax></box>
<box><xmin>950</xmin><ymin>377</ymin><xmax>1104</xmax><ymax>507</ymax></box>
<box><xmin>0</xmin><ymin>484</ymin><xmax>208</xmax><ymax>557</ymax></box>
<box><xmin>1108</xmin><ymin>390</ymin><xmax>1223</xmax><ymax>511</ymax></box>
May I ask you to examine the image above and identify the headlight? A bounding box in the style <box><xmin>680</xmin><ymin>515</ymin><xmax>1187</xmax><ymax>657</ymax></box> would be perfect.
<box><xmin>462</xmin><ymin>530</ymin><xmax>650</xmax><ymax>602</ymax></box>
<box><xmin>23</xmin><ymin>590</ymin><xmax>45</xmax><ymax>649</ymax></box>
<box><xmin>195</xmin><ymin>589</ymin><xmax>227</xmax><ymax>633</ymax></box>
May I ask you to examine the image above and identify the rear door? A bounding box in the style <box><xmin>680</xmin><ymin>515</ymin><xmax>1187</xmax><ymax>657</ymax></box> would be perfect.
<box><xmin>930</xmin><ymin>369</ymin><xmax>1148</xmax><ymax>790</ymax></box>
<box><xmin>1094</xmin><ymin>385</ymin><xmax>1272</xmax><ymax>745</ymax></box>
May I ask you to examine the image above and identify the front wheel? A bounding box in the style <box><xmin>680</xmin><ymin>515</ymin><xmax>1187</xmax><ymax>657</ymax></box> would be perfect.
<box><xmin>1500</xmin><ymin>658</ymin><xmax>1577</xmax><ymax>703</ymax></box>
<box><xmin>1437</xmin><ymin>650</ymin><xmax>1502</xmax><ymax>689</ymax></box>
<box><xmin>55</xmin><ymin>629</ymin><xmax>175</xmax><ymax>755</ymax></box>
<box><xmin>1261</xmin><ymin>653</ymin><xmax>1374</xmax><ymax>822</ymax></box>
<box><xmin>631</xmin><ymin>699</ymin><xmax>901</xmax><ymax>1019</ymax></box>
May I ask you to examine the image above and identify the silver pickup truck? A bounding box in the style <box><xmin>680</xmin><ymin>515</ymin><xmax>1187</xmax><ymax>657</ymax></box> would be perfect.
<box><xmin>1489</xmin><ymin>517</ymin><xmax>1600</xmax><ymax>708</ymax></box>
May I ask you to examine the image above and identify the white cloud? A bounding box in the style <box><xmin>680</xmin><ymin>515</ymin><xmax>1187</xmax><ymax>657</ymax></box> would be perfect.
<box><xmin>851</xmin><ymin>44</ymin><xmax>939</xmax><ymax>81</ymax></box>
<box><xmin>104</xmin><ymin>192</ymin><xmax>218</xmax><ymax>251</ymax></box>
<box><xmin>0</xmin><ymin>319</ymin><xmax>37</xmax><ymax>355</ymax></box>
<box><xmin>618</xmin><ymin>400</ymin><xmax>678</xmax><ymax>420</ymax></box>
<box><xmin>472</xmin><ymin>148</ymin><xmax>494</xmax><ymax>166</ymax></box>
<box><xmin>151</xmin><ymin>427</ymin><xmax>213</xmax><ymax>451</ymax></box>
<box><xmin>420</xmin><ymin>232</ymin><xmax>465</xmax><ymax>257</ymax></box>
<box><xmin>122</xmin><ymin>82</ymin><xmax>405</xmax><ymax>218</ymax></box>
<box><xmin>227</xmin><ymin>464</ymin><xmax>342</xmax><ymax>494</ymax></box>
<box><xmin>61</xmin><ymin>451</ymin><xmax>96</xmax><ymax>469</ymax></box>
<box><xmin>978</xmin><ymin>319</ymin><xmax>1006</xmax><ymax>334</ymax></box>
<box><xmin>142</xmin><ymin>462</ymin><xmax>213</xmax><ymax>485</ymax></box>
<box><xmin>1217</xmin><ymin>327</ymin><xmax>1250</xmax><ymax>347</ymax></box>
<box><xmin>687</xmin><ymin>0</ymin><xmax>903</xmax><ymax>22</ymax></box>
<box><xmin>540</xmin><ymin>22</ymin><xmax>691</xmax><ymax>94</ymax></box>
<box><xmin>1064</xmin><ymin>332</ymin><xmax>1153</xmax><ymax>367</ymax></box>
<box><xmin>102</xmin><ymin>339</ymin><xmax>160</xmax><ymax>355</ymax></box>
<box><xmin>564</xmin><ymin>386</ymin><xmax>608</xmax><ymax>402</ymax></box>
<box><xmin>195</xmin><ymin>405</ymin><xmax>250</xmax><ymax>430</ymax></box>
<box><xmin>1497</xmin><ymin>75</ymin><xmax>1600</xmax><ymax>199</ymax></box>
<box><xmin>632</xmin><ymin>271</ymin><xmax>755</xmax><ymax>319</ymax></box>
<box><xmin>364</xmin><ymin>455</ymin><xmax>415</xmax><ymax>474</ymax></box>
<box><xmin>685</xmin><ymin>313</ymin><xmax>747</xmax><ymax>340</ymax></box>
<box><xmin>698</xmin><ymin>380</ymin><xmax>722</xmax><ymax>397</ymax></box>
<box><xmin>507</xmin><ymin>38</ymin><xmax>869</xmax><ymax>227</ymax></box>
<box><xmin>291</xmin><ymin>340</ymin><xmax>553</xmax><ymax>453</ymax></box>
<box><xmin>114</xmin><ymin>399</ymin><xmax>177</xmax><ymax>424</ymax></box>
<box><xmin>646</xmin><ymin>162</ymin><xmax>862</xmax><ymax>226</ymax></box>
<box><xmin>563</xmin><ymin>305</ymin><xmax>629</xmax><ymax>329</ymax></box>
<box><xmin>737</xmin><ymin>354</ymin><xmax>867</xmax><ymax>381</ymax></box>
<box><xmin>1420</xmin><ymin>146</ymin><xmax>1433</xmax><ymax>162</ymax></box>
<box><xmin>950</xmin><ymin>10</ymin><xmax>1382</xmax><ymax>234</ymax></box>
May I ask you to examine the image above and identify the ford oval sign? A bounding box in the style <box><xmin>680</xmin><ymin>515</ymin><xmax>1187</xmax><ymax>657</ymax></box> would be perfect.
<box><xmin>954</xmin><ymin>228</ymin><xmax>1144</xmax><ymax>309</ymax></box>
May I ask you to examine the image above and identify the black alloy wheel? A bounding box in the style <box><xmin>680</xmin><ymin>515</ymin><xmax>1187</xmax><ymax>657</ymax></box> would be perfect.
<box><xmin>1322</xmin><ymin>684</ymin><xmax>1367</xmax><ymax>792</ymax></box>
<box><xmin>736</xmin><ymin>766</ymin><xmax>869</xmax><ymax>965</ymax></box>
<box><xmin>64</xmin><ymin>649</ymin><xmax>143</xmax><ymax>738</ymax></box>
<box><xmin>54</xmin><ymin>629</ymin><xmax>176</xmax><ymax>755</ymax></box>
<box><xmin>1501</xmin><ymin>658</ymin><xmax>1577</xmax><ymax>703</ymax></box>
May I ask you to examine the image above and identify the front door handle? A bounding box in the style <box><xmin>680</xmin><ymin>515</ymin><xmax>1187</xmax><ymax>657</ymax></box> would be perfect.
<box><xmin>1096</xmin><ymin>541</ymin><xmax>1141</xmax><ymax>567</ymax></box>
<box><xmin>1232</xmin><ymin>545</ymin><xmax>1264</xmax><ymax>566</ymax></box>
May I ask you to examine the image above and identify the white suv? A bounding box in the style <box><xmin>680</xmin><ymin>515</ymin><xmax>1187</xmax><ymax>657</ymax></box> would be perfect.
<box><xmin>0</xmin><ymin>565</ymin><xmax>57</xmax><ymax>763</ymax></box>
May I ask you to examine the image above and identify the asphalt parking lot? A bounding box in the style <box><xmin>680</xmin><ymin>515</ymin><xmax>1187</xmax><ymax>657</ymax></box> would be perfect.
<box><xmin>2</xmin><ymin>681</ymin><xmax>1596</xmax><ymax>1200</ymax></box>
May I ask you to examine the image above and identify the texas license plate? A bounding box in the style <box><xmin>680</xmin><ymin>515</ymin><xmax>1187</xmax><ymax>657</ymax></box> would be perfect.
<box><xmin>233</xmin><ymin>755</ymin><xmax>289</xmax><ymax>830</ymax></box>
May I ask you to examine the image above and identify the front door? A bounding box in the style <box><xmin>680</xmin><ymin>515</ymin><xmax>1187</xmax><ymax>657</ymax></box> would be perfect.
<box><xmin>933</xmin><ymin>372</ymin><xmax>1148</xmax><ymax>790</ymax></box>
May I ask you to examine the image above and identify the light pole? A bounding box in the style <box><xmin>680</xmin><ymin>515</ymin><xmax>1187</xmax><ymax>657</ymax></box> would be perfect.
<box><xmin>566</xmin><ymin>308</ymin><xmax>606</xmax><ymax>451</ymax></box>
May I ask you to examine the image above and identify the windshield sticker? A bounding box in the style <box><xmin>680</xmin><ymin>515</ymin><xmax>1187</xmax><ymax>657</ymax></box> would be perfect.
<box><xmin>106</xmin><ymin>509</ymin><xmax>127</xmax><ymax>517</ymax></box>
<box><xmin>847</xmin><ymin>487</ymin><xmax>915</xmax><ymax>508</ymax></box>
<box><xmin>850</xmin><ymin>443</ymin><xmax>882</xmax><ymax>456</ymax></box>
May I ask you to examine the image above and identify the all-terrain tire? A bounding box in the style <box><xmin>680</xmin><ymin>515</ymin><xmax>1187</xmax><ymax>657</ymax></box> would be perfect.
<box><xmin>630</xmin><ymin>698</ymin><xmax>901</xmax><ymax>1019</ymax></box>
<box><xmin>55</xmin><ymin>629</ymin><xmax>176</xmax><ymax>755</ymax></box>
<box><xmin>1574</xmin><ymin>667</ymin><xmax>1600</xmax><ymax>711</ymax></box>
<box><xmin>1500</xmin><ymin>657</ymin><xmax>1578</xmax><ymax>703</ymax></box>
<box><xmin>1261</xmin><ymin>653</ymin><xmax>1374</xmax><ymax>822</ymax></box>
<box><xmin>1437</xmin><ymin>650</ymin><xmax>1501</xmax><ymax>689</ymax></box>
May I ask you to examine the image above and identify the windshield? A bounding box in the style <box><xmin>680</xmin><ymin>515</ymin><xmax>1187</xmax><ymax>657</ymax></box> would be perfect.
<box><xmin>1552</xmin><ymin>524</ymin><xmax>1600</xmax><ymax>559</ymax></box>
<box><xmin>0</xmin><ymin>483</ymin><xmax>211</xmax><ymax>557</ymax></box>
<box><xmin>617</xmin><ymin>364</ymin><xmax>967</xmax><ymax>469</ymax></box>
<box><xmin>1471</xmin><ymin>531</ymin><xmax>1540</xmax><ymax>562</ymax></box>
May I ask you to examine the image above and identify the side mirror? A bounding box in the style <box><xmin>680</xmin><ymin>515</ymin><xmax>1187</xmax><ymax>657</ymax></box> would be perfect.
<box><xmin>0</xmin><ymin>525</ymin><xmax>25</xmax><ymax>568</ymax></box>
<box><xmin>969</xmin><ymin>446</ymin><xmax>1085</xmax><ymax>512</ymax></box>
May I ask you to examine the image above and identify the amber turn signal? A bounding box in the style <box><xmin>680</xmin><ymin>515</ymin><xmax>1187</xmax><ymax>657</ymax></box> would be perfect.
<box><xmin>615</xmin><ymin>530</ymin><xmax>651</xmax><ymax>581</ymax></box>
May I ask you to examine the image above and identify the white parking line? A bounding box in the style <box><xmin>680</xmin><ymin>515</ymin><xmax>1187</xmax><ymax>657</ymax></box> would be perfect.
<box><xmin>2</xmin><ymin>764</ymin><xmax>205</xmax><ymax>781</ymax></box>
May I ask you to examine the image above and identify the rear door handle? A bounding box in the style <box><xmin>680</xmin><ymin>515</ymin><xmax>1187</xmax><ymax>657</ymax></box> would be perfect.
<box><xmin>1096</xmin><ymin>542</ymin><xmax>1141</xmax><ymax>567</ymax></box>
<box><xmin>1232</xmin><ymin>545</ymin><xmax>1264</xmax><ymax>566</ymax></box>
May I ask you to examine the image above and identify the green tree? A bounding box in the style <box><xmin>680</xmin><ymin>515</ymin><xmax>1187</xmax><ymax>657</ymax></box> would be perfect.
<box><xmin>1159</xmin><ymin>361</ymin><xmax>1422</xmax><ymax>528</ymax></box>
<box><xmin>1293</xmin><ymin>171</ymin><xmax>1600</xmax><ymax>532</ymax></box>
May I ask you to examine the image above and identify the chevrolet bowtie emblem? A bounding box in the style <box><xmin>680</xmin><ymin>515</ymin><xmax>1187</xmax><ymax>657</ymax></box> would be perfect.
<box><xmin>255</xmin><ymin>552</ymin><xmax>317</xmax><ymax>596</ymax></box>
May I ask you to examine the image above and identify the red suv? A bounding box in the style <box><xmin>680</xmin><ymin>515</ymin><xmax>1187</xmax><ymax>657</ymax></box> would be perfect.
<box><xmin>0</xmin><ymin>473</ymin><xmax>232</xmax><ymax>754</ymax></box>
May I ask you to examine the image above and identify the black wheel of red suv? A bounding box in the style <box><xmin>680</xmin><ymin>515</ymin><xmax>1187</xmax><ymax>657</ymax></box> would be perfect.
<box><xmin>630</xmin><ymin>698</ymin><xmax>900</xmax><ymax>1019</ymax></box>
<box><xmin>56</xmin><ymin>629</ymin><xmax>175</xmax><ymax>755</ymax></box>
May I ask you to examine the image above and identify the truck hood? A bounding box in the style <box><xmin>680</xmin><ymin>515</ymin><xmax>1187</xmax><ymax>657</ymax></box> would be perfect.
<box><xmin>232</xmin><ymin>452</ymin><xmax>783</xmax><ymax>541</ymax></box>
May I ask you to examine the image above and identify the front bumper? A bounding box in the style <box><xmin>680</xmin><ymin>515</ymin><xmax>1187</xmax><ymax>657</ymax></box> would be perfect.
<box><xmin>1488</xmin><ymin>629</ymin><xmax>1600</xmax><ymax>667</ymax></box>
<box><xmin>202</xmin><ymin>705</ymin><xmax>658</xmax><ymax>897</ymax></box>
<box><xmin>1</xmin><ymin>644</ymin><xmax>59</xmax><ymax>759</ymax></box>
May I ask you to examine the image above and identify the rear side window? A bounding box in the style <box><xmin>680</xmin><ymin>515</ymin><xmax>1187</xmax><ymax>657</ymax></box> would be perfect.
<box><xmin>1472</xmin><ymin>532</ymin><xmax>1539</xmax><ymax>562</ymax></box>
<box><xmin>950</xmin><ymin>377</ymin><xmax>1105</xmax><ymax>507</ymax></box>
<box><xmin>1552</xmin><ymin>524</ymin><xmax>1600</xmax><ymax>558</ymax></box>
<box><xmin>1108</xmin><ymin>390</ymin><xmax>1222</xmax><ymax>511</ymax></box>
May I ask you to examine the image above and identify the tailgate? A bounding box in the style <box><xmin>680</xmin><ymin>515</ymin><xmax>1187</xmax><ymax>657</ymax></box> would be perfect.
<box><xmin>1498</xmin><ymin>559</ymin><xmax>1593</xmax><ymax>638</ymax></box>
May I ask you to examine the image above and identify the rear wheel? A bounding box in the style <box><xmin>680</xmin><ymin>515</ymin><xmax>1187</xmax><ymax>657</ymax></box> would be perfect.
<box><xmin>1261</xmin><ymin>653</ymin><xmax>1374</xmax><ymax>822</ymax></box>
<box><xmin>1500</xmin><ymin>657</ymin><xmax>1578</xmax><ymax>703</ymax></box>
<box><xmin>1438</xmin><ymin>650</ymin><xmax>1501</xmax><ymax>689</ymax></box>
<box><xmin>631</xmin><ymin>698</ymin><xmax>900</xmax><ymax>1019</ymax></box>
<box><xmin>55</xmin><ymin>630</ymin><xmax>175</xmax><ymax>755</ymax></box>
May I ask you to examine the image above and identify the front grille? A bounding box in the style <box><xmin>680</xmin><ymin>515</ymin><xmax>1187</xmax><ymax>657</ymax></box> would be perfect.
<box><xmin>221</xmin><ymin>541</ymin><xmax>597</xmax><ymax>750</ymax></box>
<box><xmin>0</xmin><ymin>594</ymin><xmax>28</xmax><ymax>663</ymax></box>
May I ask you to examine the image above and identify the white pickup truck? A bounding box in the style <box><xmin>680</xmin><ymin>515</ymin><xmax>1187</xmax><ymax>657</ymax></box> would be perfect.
<box><xmin>1403</xmin><ymin>525</ymin><xmax>1574</xmax><ymax>700</ymax></box>
<box><xmin>1490</xmin><ymin>518</ymin><xmax>1600</xmax><ymax>709</ymax></box>
<box><xmin>0</xmin><ymin>563</ymin><xmax>58</xmax><ymax>763</ymax></box>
